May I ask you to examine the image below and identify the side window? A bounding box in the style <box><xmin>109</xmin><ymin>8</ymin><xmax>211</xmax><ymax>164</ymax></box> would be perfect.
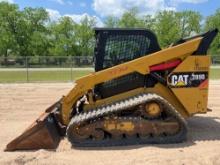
<box><xmin>103</xmin><ymin>35</ymin><xmax>151</xmax><ymax>69</ymax></box>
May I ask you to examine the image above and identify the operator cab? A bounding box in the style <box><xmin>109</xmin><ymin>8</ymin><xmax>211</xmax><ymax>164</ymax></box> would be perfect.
<box><xmin>94</xmin><ymin>28</ymin><xmax>161</xmax><ymax>71</ymax></box>
<box><xmin>94</xmin><ymin>28</ymin><xmax>161</xmax><ymax>98</ymax></box>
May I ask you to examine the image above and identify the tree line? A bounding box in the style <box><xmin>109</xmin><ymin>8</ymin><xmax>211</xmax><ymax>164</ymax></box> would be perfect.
<box><xmin>105</xmin><ymin>8</ymin><xmax>220</xmax><ymax>53</ymax></box>
<box><xmin>0</xmin><ymin>2</ymin><xmax>219</xmax><ymax>62</ymax></box>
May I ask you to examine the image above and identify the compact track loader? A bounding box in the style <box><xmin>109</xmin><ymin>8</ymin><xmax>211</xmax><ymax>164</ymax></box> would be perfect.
<box><xmin>5</xmin><ymin>28</ymin><xmax>218</xmax><ymax>151</ymax></box>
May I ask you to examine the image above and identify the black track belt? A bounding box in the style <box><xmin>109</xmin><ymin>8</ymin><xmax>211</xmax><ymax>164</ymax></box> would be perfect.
<box><xmin>67</xmin><ymin>93</ymin><xmax>188</xmax><ymax>147</ymax></box>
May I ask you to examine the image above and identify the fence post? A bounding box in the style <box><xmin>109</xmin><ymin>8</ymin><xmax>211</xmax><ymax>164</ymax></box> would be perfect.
<box><xmin>26</xmin><ymin>56</ymin><xmax>29</xmax><ymax>82</ymax></box>
<box><xmin>71</xmin><ymin>56</ymin><xmax>73</xmax><ymax>82</ymax></box>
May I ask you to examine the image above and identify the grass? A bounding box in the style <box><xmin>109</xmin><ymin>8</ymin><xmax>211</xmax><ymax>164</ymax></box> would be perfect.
<box><xmin>0</xmin><ymin>70</ymin><xmax>91</xmax><ymax>83</ymax></box>
<box><xmin>210</xmin><ymin>68</ymin><xmax>220</xmax><ymax>79</ymax></box>
<box><xmin>0</xmin><ymin>68</ymin><xmax>219</xmax><ymax>83</ymax></box>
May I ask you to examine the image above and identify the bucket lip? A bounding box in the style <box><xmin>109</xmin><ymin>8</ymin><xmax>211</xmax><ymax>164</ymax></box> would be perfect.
<box><xmin>5</xmin><ymin>114</ymin><xmax>61</xmax><ymax>151</ymax></box>
<box><xmin>5</xmin><ymin>100</ymin><xmax>62</xmax><ymax>152</ymax></box>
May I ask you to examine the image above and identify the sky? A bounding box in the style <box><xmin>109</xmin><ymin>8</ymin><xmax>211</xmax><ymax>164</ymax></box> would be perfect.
<box><xmin>0</xmin><ymin>0</ymin><xmax>219</xmax><ymax>26</ymax></box>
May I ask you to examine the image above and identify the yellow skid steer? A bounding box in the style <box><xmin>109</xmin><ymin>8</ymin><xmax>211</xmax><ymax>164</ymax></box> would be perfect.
<box><xmin>5</xmin><ymin>28</ymin><xmax>218</xmax><ymax>151</ymax></box>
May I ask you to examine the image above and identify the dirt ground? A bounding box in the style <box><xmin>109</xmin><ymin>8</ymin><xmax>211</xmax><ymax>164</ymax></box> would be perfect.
<box><xmin>0</xmin><ymin>81</ymin><xmax>220</xmax><ymax>165</ymax></box>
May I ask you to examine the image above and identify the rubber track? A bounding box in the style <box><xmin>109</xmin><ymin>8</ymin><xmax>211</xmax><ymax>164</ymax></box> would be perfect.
<box><xmin>67</xmin><ymin>93</ymin><xmax>188</xmax><ymax>147</ymax></box>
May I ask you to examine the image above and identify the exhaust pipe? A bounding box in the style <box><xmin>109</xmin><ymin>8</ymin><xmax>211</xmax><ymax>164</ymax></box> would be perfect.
<box><xmin>5</xmin><ymin>101</ymin><xmax>65</xmax><ymax>151</ymax></box>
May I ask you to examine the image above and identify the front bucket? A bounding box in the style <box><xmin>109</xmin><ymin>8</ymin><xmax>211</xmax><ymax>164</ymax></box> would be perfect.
<box><xmin>5</xmin><ymin>101</ymin><xmax>63</xmax><ymax>151</ymax></box>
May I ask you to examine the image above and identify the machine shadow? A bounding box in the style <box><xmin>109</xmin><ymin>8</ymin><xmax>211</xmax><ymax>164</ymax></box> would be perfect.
<box><xmin>73</xmin><ymin>115</ymin><xmax>220</xmax><ymax>151</ymax></box>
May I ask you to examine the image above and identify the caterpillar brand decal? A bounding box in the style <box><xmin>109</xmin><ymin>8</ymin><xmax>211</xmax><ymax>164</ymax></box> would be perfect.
<box><xmin>168</xmin><ymin>72</ymin><xmax>208</xmax><ymax>88</ymax></box>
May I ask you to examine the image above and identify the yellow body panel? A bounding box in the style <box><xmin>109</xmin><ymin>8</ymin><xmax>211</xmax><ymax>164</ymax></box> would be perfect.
<box><xmin>61</xmin><ymin>38</ymin><xmax>202</xmax><ymax>125</ymax></box>
<box><xmin>169</xmin><ymin>56</ymin><xmax>210</xmax><ymax>115</ymax></box>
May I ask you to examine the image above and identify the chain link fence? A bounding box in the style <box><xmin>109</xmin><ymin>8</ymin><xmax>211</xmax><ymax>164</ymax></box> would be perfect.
<box><xmin>0</xmin><ymin>56</ymin><xmax>94</xmax><ymax>83</ymax></box>
<box><xmin>212</xmin><ymin>55</ymin><xmax>220</xmax><ymax>66</ymax></box>
<box><xmin>0</xmin><ymin>55</ymin><xmax>219</xmax><ymax>83</ymax></box>
<box><xmin>0</xmin><ymin>56</ymin><xmax>94</xmax><ymax>68</ymax></box>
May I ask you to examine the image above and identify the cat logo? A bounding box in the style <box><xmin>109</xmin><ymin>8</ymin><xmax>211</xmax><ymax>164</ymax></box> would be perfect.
<box><xmin>168</xmin><ymin>72</ymin><xmax>208</xmax><ymax>88</ymax></box>
<box><xmin>170</xmin><ymin>74</ymin><xmax>189</xmax><ymax>87</ymax></box>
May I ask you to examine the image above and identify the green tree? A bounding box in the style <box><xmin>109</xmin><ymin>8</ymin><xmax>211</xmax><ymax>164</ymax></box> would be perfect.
<box><xmin>28</xmin><ymin>31</ymin><xmax>51</xmax><ymax>56</ymax></box>
<box><xmin>118</xmin><ymin>8</ymin><xmax>145</xmax><ymax>28</ymax></box>
<box><xmin>49</xmin><ymin>16</ymin><xmax>78</xmax><ymax>56</ymax></box>
<box><xmin>154</xmin><ymin>11</ymin><xmax>180</xmax><ymax>48</ymax></box>
<box><xmin>142</xmin><ymin>15</ymin><xmax>156</xmax><ymax>31</ymax></box>
<box><xmin>20</xmin><ymin>7</ymin><xmax>49</xmax><ymax>56</ymax></box>
<box><xmin>204</xmin><ymin>9</ymin><xmax>220</xmax><ymax>54</ymax></box>
<box><xmin>0</xmin><ymin>2</ymin><xmax>19</xmax><ymax>62</ymax></box>
<box><xmin>104</xmin><ymin>16</ymin><xmax>119</xmax><ymax>28</ymax></box>
<box><xmin>0</xmin><ymin>6</ymin><xmax>50</xmax><ymax>57</ymax></box>
<box><xmin>74</xmin><ymin>16</ymin><xmax>96</xmax><ymax>56</ymax></box>
<box><xmin>1</xmin><ymin>1</ymin><xmax>217</xmax><ymax>60</ymax></box>
<box><xmin>176</xmin><ymin>11</ymin><xmax>202</xmax><ymax>38</ymax></box>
